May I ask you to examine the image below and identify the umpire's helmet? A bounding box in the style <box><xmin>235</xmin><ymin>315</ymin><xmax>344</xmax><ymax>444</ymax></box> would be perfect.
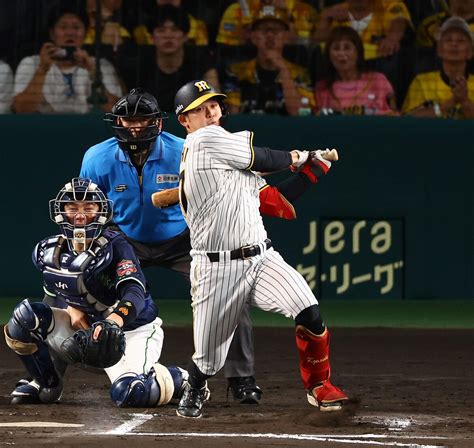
<box><xmin>104</xmin><ymin>88</ymin><xmax>164</xmax><ymax>153</ymax></box>
<box><xmin>174</xmin><ymin>80</ymin><xmax>227</xmax><ymax>116</ymax></box>
<box><xmin>49</xmin><ymin>178</ymin><xmax>113</xmax><ymax>253</ymax></box>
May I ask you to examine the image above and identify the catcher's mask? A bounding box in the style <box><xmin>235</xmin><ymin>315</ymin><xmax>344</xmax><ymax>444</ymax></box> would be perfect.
<box><xmin>49</xmin><ymin>178</ymin><xmax>113</xmax><ymax>253</ymax></box>
<box><xmin>104</xmin><ymin>88</ymin><xmax>165</xmax><ymax>153</ymax></box>
<box><xmin>174</xmin><ymin>80</ymin><xmax>227</xmax><ymax>118</ymax></box>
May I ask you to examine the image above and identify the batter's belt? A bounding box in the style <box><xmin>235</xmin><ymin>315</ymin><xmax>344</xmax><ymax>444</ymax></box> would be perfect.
<box><xmin>206</xmin><ymin>239</ymin><xmax>272</xmax><ymax>262</ymax></box>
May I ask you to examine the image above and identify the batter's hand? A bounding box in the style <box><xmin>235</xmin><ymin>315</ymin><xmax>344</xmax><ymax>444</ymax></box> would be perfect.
<box><xmin>299</xmin><ymin>148</ymin><xmax>339</xmax><ymax>183</ymax></box>
<box><xmin>290</xmin><ymin>150</ymin><xmax>309</xmax><ymax>169</ymax></box>
<box><xmin>314</xmin><ymin>148</ymin><xmax>338</xmax><ymax>163</ymax></box>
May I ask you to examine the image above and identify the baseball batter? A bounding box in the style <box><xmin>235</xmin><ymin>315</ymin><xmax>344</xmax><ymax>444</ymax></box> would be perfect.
<box><xmin>173</xmin><ymin>80</ymin><xmax>349</xmax><ymax>418</ymax></box>
<box><xmin>81</xmin><ymin>88</ymin><xmax>263</xmax><ymax>404</ymax></box>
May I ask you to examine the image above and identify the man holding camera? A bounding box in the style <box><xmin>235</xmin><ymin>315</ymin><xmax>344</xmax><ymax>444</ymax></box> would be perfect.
<box><xmin>13</xmin><ymin>5</ymin><xmax>122</xmax><ymax>114</ymax></box>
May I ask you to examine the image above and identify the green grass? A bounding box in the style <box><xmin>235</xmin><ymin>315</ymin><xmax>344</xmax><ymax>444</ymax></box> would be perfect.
<box><xmin>2</xmin><ymin>298</ymin><xmax>473</xmax><ymax>329</ymax></box>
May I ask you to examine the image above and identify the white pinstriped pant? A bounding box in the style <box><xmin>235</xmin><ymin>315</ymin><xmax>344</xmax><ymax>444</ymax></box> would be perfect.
<box><xmin>189</xmin><ymin>246</ymin><xmax>318</xmax><ymax>376</ymax></box>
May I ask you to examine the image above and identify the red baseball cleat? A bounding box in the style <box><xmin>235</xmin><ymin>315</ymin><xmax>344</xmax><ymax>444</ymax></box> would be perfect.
<box><xmin>307</xmin><ymin>380</ymin><xmax>349</xmax><ymax>411</ymax></box>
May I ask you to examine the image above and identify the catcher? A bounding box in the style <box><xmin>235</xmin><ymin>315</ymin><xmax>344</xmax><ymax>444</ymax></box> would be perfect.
<box><xmin>4</xmin><ymin>177</ymin><xmax>188</xmax><ymax>407</ymax></box>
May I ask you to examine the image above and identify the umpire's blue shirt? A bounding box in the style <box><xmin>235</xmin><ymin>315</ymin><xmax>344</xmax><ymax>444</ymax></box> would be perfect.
<box><xmin>80</xmin><ymin>133</ymin><xmax>187</xmax><ymax>243</ymax></box>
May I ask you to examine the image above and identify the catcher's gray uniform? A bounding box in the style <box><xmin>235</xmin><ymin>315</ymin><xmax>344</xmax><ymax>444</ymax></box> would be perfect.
<box><xmin>179</xmin><ymin>125</ymin><xmax>318</xmax><ymax>376</ymax></box>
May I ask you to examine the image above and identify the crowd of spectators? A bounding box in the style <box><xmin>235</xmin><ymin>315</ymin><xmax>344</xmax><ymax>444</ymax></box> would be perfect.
<box><xmin>0</xmin><ymin>0</ymin><xmax>472</xmax><ymax>118</ymax></box>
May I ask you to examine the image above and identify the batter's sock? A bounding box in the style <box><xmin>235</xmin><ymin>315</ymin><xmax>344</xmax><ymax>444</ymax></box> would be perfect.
<box><xmin>188</xmin><ymin>361</ymin><xmax>211</xmax><ymax>388</ymax></box>
<box><xmin>295</xmin><ymin>305</ymin><xmax>325</xmax><ymax>335</ymax></box>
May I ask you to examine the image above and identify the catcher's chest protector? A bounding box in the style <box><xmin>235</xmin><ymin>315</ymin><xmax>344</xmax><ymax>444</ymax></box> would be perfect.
<box><xmin>36</xmin><ymin>236</ymin><xmax>116</xmax><ymax>313</ymax></box>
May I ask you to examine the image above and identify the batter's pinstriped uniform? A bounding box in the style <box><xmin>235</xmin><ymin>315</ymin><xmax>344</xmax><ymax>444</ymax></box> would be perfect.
<box><xmin>179</xmin><ymin>125</ymin><xmax>317</xmax><ymax>376</ymax></box>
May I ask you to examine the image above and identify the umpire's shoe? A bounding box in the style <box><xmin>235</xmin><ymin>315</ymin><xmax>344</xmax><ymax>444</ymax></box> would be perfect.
<box><xmin>227</xmin><ymin>376</ymin><xmax>262</xmax><ymax>404</ymax></box>
<box><xmin>176</xmin><ymin>382</ymin><xmax>210</xmax><ymax>418</ymax></box>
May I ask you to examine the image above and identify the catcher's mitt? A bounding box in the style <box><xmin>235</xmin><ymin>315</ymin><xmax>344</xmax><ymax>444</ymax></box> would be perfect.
<box><xmin>61</xmin><ymin>319</ymin><xmax>126</xmax><ymax>368</ymax></box>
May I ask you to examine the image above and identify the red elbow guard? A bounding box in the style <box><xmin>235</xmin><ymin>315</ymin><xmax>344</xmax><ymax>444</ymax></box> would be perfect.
<box><xmin>259</xmin><ymin>186</ymin><xmax>296</xmax><ymax>220</ymax></box>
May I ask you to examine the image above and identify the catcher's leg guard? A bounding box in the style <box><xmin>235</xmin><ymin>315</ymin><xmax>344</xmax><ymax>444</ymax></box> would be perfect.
<box><xmin>110</xmin><ymin>364</ymin><xmax>189</xmax><ymax>407</ymax></box>
<box><xmin>5</xmin><ymin>299</ymin><xmax>62</xmax><ymax>404</ymax></box>
<box><xmin>295</xmin><ymin>325</ymin><xmax>348</xmax><ymax>411</ymax></box>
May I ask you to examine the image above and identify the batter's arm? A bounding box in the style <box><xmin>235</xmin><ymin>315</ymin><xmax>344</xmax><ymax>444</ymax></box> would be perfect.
<box><xmin>250</xmin><ymin>146</ymin><xmax>302</xmax><ymax>172</ymax></box>
<box><xmin>259</xmin><ymin>149</ymin><xmax>337</xmax><ymax>219</ymax></box>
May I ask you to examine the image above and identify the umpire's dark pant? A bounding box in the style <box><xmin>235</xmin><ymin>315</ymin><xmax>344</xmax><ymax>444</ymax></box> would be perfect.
<box><xmin>113</xmin><ymin>226</ymin><xmax>255</xmax><ymax>379</ymax></box>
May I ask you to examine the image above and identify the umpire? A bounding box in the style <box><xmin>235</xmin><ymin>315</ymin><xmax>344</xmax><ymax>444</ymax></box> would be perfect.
<box><xmin>80</xmin><ymin>88</ymin><xmax>262</xmax><ymax>404</ymax></box>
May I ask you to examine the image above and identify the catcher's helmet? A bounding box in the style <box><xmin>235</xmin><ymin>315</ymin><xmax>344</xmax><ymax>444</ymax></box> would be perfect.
<box><xmin>49</xmin><ymin>178</ymin><xmax>113</xmax><ymax>253</ymax></box>
<box><xmin>174</xmin><ymin>80</ymin><xmax>227</xmax><ymax>116</ymax></box>
<box><xmin>105</xmin><ymin>88</ymin><xmax>164</xmax><ymax>153</ymax></box>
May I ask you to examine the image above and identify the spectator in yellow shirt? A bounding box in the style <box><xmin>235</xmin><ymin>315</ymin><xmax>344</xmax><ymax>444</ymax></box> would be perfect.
<box><xmin>314</xmin><ymin>0</ymin><xmax>412</xmax><ymax>59</ymax></box>
<box><xmin>403</xmin><ymin>17</ymin><xmax>474</xmax><ymax>119</ymax></box>
<box><xmin>85</xmin><ymin>0</ymin><xmax>131</xmax><ymax>50</ymax></box>
<box><xmin>416</xmin><ymin>0</ymin><xmax>474</xmax><ymax>48</ymax></box>
<box><xmin>223</xmin><ymin>5</ymin><xmax>315</xmax><ymax>115</ymax></box>
<box><xmin>216</xmin><ymin>0</ymin><xmax>319</xmax><ymax>46</ymax></box>
<box><xmin>133</xmin><ymin>0</ymin><xmax>208</xmax><ymax>46</ymax></box>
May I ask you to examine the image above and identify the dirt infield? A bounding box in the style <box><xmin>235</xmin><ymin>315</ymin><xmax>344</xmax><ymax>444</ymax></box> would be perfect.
<box><xmin>0</xmin><ymin>326</ymin><xmax>473</xmax><ymax>447</ymax></box>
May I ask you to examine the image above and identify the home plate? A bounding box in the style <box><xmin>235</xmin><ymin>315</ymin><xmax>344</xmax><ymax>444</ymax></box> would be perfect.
<box><xmin>0</xmin><ymin>422</ymin><xmax>84</xmax><ymax>428</ymax></box>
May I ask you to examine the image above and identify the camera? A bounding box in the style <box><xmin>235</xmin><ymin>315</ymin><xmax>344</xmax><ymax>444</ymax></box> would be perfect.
<box><xmin>54</xmin><ymin>46</ymin><xmax>76</xmax><ymax>61</ymax></box>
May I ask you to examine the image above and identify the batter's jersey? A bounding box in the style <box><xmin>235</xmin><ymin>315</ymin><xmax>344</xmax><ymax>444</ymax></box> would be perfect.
<box><xmin>179</xmin><ymin>125</ymin><xmax>268</xmax><ymax>251</ymax></box>
<box><xmin>80</xmin><ymin>133</ymin><xmax>188</xmax><ymax>243</ymax></box>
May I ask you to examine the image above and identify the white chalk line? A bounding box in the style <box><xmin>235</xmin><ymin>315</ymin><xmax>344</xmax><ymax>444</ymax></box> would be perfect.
<box><xmin>99</xmin><ymin>413</ymin><xmax>457</xmax><ymax>447</ymax></box>
<box><xmin>0</xmin><ymin>422</ymin><xmax>84</xmax><ymax>428</ymax></box>
<box><xmin>107</xmin><ymin>432</ymin><xmax>448</xmax><ymax>447</ymax></box>
<box><xmin>106</xmin><ymin>412</ymin><xmax>154</xmax><ymax>435</ymax></box>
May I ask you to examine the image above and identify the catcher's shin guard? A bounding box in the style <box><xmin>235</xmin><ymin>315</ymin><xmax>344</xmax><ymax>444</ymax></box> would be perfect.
<box><xmin>5</xmin><ymin>299</ymin><xmax>62</xmax><ymax>402</ymax></box>
<box><xmin>110</xmin><ymin>364</ymin><xmax>188</xmax><ymax>407</ymax></box>
<box><xmin>295</xmin><ymin>325</ymin><xmax>348</xmax><ymax>411</ymax></box>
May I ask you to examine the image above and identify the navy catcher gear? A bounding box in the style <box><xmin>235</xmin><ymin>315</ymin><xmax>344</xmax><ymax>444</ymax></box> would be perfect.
<box><xmin>110</xmin><ymin>364</ymin><xmax>188</xmax><ymax>407</ymax></box>
<box><xmin>7</xmin><ymin>299</ymin><xmax>54</xmax><ymax>344</ymax></box>
<box><xmin>174</xmin><ymin>80</ymin><xmax>227</xmax><ymax>116</ymax></box>
<box><xmin>10</xmin><ymin>377</ymin><xmax>63</xmax><ymax>405</ymax></box>
<box><xmin>60</xmin><ymin>319</ymin><xmax>126</xmax><ymax>368</ymax></box>
<box><xmin>4</xmin><ymin>299</ymin><xmax>63</xmax><ymax>402</ymax></box>
<box><xmin>49</xmin><ymin>178</ymin><xmax>113</xmax><ymax>253</ymax></box>
<box><xmin>105</xmin><ymin>88</ymin><xmax>164</xmax><ymax>153</ymax></box>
